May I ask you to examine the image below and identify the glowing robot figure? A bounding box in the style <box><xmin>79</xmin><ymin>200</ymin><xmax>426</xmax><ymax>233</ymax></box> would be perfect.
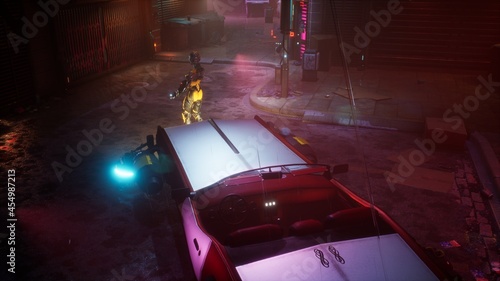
<box><xmin>170</xmin><ymin>51</ymin><xmax>205</xmax><ymax>124</ymax></box>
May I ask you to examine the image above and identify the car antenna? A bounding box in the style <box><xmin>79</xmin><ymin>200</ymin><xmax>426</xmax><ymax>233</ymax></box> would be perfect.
<box><xmin>329</xmin><ymin>0</ymin><xmax>380</xmax><ymax>234</ymax></box>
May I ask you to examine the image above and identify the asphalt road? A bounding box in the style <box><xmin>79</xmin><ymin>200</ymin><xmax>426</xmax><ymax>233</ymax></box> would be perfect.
<box><xmin>0</xmin><ymin>60</ymin><xmax>495</xmax><ymax>280</ymax></box>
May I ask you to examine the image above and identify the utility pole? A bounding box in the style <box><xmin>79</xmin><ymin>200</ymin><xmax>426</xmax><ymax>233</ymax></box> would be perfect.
<box><xmin>280</xmin><ymin>0</ymin><xmax>292</xmax><ymax>98</ymax></box>
<box><xmin>281</xmin><ymin>34</ymin><xmax>289</xmax><ymax>98</ymax></box>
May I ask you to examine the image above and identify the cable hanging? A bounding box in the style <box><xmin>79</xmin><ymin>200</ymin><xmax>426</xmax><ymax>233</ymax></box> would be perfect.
<box><xmin>328</xmin><ymin>0</ymin><xmax>380</xmax><ymax>236</ymax></box>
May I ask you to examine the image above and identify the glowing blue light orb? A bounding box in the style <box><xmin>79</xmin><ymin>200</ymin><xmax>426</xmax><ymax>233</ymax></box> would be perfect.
<box><xmin>113</xmin><ymin>165</ymin><xmax>135</xmax><ymax>179</ymax></box>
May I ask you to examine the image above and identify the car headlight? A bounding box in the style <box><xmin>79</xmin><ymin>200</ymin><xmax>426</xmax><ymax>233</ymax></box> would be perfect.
<box><xmin>113</xmin><ymin>163</ymin><xmax>135</xmax><ymax>179</ymax></box>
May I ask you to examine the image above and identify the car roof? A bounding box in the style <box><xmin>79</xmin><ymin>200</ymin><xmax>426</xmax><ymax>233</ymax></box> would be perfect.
<box><xmin>163</xmin><ymin>118</ymin><xmax>307</xmax><ymax>191</ymax></box>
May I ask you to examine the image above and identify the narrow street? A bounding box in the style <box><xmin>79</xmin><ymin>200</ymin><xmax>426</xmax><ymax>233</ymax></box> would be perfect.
<box><xmin>1</xmin><ymin>58</ymin><xmax>499</xmax><ymax>281</ymax></box>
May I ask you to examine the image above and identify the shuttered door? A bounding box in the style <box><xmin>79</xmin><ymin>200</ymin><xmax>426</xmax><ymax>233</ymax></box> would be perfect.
<box><xmin>102</xmin><ymin>1</ymin><xmax>143</xmax><ymax>68</ymax></box>
<box><xmin>311</xmin><ymin>0</ymin><xmax>367</xmax><ymax>66</ymax></box>
<box><xmin>54</xmin><ymin>4</ymin><xmax>104</xmax><ymax>83</ymax></box>
<box><xmin>155</xmin><ymin>0</ymin><xmax>185</xmax><ymax>23</ymax></box>
<box><xmin>311</xmin><ymin>0</ymin><xmax>500</xmax><ymax>69</ymax></box>
<box><xmin>367</xmin><ymin>0</ymin><xmax>500</xmax><ymax>69</ymax></box>
<box><xmin>53</xmin><ymin>0</ymin><xmax>145</xmax><ymax>85</ymax></box>
<box><xmin>0</xmin><ymin>1</ymin><xmax>35</xmax><ymax>115</ymax></box>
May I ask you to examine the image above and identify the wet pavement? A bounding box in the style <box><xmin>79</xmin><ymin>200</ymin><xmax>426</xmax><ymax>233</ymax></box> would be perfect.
<box><xmin>1</xmin><ymin>14</ymin><xmax>500</xmax><ymax>281</ymax></box>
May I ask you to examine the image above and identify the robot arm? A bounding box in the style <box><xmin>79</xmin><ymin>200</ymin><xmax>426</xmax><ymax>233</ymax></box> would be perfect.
<box><xmin>169</xmin><ymin>74</ymin><xmax>191</xmax><ymax>99</ymax></box>
<box><xmin>169</xmin><ymin>51</ymin><xmax>203</xmax><ymax>100</ymax></box>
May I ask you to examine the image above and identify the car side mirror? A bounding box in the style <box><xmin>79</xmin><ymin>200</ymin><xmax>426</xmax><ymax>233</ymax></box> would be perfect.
<box><xmin>146</xmin><ymin>134</ymin><xmax>155</xmax><ymax>148</ymax></box>
<box><xmin>171</xmin><ymin>187</ymin><xmax>191</xmax><ymax>202</ymax></box>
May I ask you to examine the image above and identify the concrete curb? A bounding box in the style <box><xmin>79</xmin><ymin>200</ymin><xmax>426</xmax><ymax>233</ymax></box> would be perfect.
<box><xmin>467</xmin><ymin>135</ymin><xmax>500</xmax><ymax>239</ymax></box>
<box><xmin>154</xmin><ymin>55</ymin><xmax>279</xmax><ymax>69</ymax></box>
<box><xmin>471</xmin><ymin>132</ymin><xmax>500</xmax><ymax>193</ymax></box>
<box><xmin>249</xmin><ymin>93</ymin><xmax>424</xmax><ymax>132</ymax></box>
<box><xmin>213</xmin><ymin>59</ymin><xmax>279</xmax><ymax>68</ymax></box>
<box><xmin>302</xmin><ymin>110</ymin><xmax>424</xmax><ymax>132</ymax></box>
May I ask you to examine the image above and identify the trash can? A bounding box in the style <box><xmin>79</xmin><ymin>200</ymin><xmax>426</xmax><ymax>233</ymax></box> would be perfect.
<box><xmin>302</xmin><ymin>49</ymin><xmax>319</xmax><ymax>82</ymax></box>
<box><xmin>265</xmin><ymin>7</ymin><xmax>273</xmax><ymax>23</ymax></box>
<box><xmin>191</xmin><ymin>12</ymin><xmax>225</xmax><ymax>45</ymax></box>
<box><xmin>162</xmin><ymin>20</ymin><xmax>189</xmax><ymax>51</ymax></box>
<box><xmin>492</xmin><ymin>44</ymin><xmax>500</xmax><ymax>81</ymax></box>
<box><xmin>246</xmin><ymin>0</ymin><xmax>268</xmax><ymax>17</ymax></box>
<box><xmin>163</xmin><ymin>18</ymin><xmax>202</xmax><ymax>51</ymax></box>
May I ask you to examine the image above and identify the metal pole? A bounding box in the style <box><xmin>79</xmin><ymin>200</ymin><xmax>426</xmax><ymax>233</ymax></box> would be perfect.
<box><xmin>280</xmin><ymin>0</ymin><xmax>292</xmax><ymax>98</ymax></box>
<box><xmin>281</xmin><ymin>33</ymin><xmax>289</xmax><ymax>98</ymax></box>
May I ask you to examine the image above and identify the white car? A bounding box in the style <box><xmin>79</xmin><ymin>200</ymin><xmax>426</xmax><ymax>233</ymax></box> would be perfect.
<box><xmin>147</xmin><ymin>115</ymin><xmax>459</xmax><ymax>281</ymax></box>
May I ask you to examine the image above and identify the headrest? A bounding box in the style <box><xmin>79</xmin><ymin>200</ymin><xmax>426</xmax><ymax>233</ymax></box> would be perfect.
<box><xmin>226</xmin><ymin>224</ymin><xmax>283</xmax><ymax>247</ymax></box>
<box><xmin>325</xmin><ymin>207</ymin><xmax>373</xmax><ymax>228</ymax></box>
<box><xmin>289</xmin><ymin>219</ymin><xmax>324</xmax><ymax>236</ymax></box>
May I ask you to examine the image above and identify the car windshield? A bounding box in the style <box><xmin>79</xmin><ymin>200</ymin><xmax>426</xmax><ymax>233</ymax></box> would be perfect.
<box><xmin>207</xmin><ymin>163</ymin><xmax>330</xmax><ymax>186</ymax></box>
<box><xmin>191</xmin><ymin>162</ymin><xmax>369</xmax><ymax>265</ymax></box>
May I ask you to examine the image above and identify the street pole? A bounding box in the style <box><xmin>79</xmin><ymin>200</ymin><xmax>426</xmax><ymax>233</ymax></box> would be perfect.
<box><xmin>281</xmin><ymin>32</ymin><xmax>289</xmax><ymax>98</ymax></box>
<box><xmin>280</xmin><ymin>0</ymin><xmax>292</xmax><ymax>98</ymax></box>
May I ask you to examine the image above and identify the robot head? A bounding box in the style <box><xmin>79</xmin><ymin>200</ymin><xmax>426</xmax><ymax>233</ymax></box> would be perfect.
<box><xmin>189</xmin><ymin>51</ymin><xmax>201</xmax><ymax>65</ymax></box>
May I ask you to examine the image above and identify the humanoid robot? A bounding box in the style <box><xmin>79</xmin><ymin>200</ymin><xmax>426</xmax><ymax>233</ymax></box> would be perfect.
<box><xmin>170</xmin><ymin>51</ymin><xmax>205</xmax><ymax>124</ymax></box>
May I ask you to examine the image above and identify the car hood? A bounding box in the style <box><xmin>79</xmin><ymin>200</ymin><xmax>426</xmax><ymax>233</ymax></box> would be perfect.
<box><xmin>164</xmin><ymin>119</ymin><xmax>307</xmax><ymax>191</ymax></box>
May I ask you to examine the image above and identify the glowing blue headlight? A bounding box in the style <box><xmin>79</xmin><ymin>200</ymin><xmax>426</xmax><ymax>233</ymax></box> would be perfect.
<box><xmin>113</xmin><ymin>164</ymin><xmax>135</xmax><ymax>179</ymax></box>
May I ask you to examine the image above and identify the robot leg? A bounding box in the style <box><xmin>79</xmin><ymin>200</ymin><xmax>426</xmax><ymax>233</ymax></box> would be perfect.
<box><xmin>191</xmin><ymin>100</ymin><xmax>203</xmax><ymax>122</ymax></box>
<box><xmin>182</xmin><ymin>97</ymin><xmax>193</xmax><ymax>124</ymax></box>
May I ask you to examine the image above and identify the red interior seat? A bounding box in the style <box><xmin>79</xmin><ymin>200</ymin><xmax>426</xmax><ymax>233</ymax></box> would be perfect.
<box><xmin>325</xmin><ymin>206</ymin><xmax>374</xmax><ymax>228</ymax></box>
<box><xmin>325</xmin><ymin>206</ymin><xmax>387</xmax><ymax>239</ymax></box>
<box><xmin>289</xmin><ymin>219</ymin><xmax>324</xmax><ymax>236</ymax></box>
<box><xmin>226</xmin><ymin>224</ymin><xmax>283</xmax><ymax>247</ymax></box>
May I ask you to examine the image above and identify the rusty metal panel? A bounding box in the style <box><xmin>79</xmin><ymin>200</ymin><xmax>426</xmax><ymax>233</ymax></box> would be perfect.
<box><xmin>156</xmin><ymin>0</ymin><xmax>185</xmax><ymax>23</ymax></box>
<box><xmin>0</xmin><ymin>1</ymin><xmax>35</xmax><ymax>115</ymax></box>
<box><xmin>54</xmin><ymin>4</ymin><xmax>105</xmax><ymax>83</ymax></box>
<box><xmin>102</xmin><ymin>0</ymin><xmax>143</xmax><ymax>69</ymax></box>
<box><xmin>368</xmin><ymin>0</ymin><xmax>500</xmax><ymax>69</ymax></box>
<box><xmin>53</xmin><ymin>0</ymin><xmax>145</xmax><ymax>84</ymax></box>
<box><xmin>316</xmin><ymin>0</ymin><xmax>367</xmax><ymax>66</ymax></box>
